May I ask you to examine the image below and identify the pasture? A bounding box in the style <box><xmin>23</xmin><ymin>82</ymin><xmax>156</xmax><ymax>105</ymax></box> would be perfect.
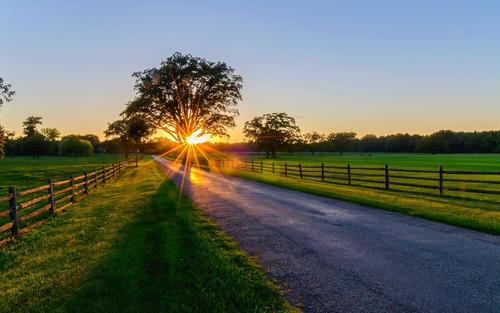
<box><xmin>0</xmin><ymin>155</ymin><xmax>125</xmax><ymax>194</ymax></box>
<box><xmin>0</xmin><ymin>159</ymin><xmax>297</xmax><ymax>312</ymax></box>
<box><xmin>246</xmin><ymin>152</ymin><xmax>500</xmax><ymax>170</ymax></box>
<box><xmin>217</xmin><ymin>152</ymin><xmax>500</xmax><ymax>234</ymax></box>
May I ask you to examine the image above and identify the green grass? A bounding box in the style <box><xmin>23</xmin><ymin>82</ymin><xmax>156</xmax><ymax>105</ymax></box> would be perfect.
<box><xmin>0</xmin><ymin>155</ymin><xmax>125</xmax><ymax>194</ymax></box>
<box><xmin>0</xmin><ymin>160</ymin><xmax>298</xmax><ymax>313</ymax></box>
<box><xmin>246</xmin><ymin>152</ymin><xmax>500</xmax><ymax>170</ymax></box>
<box><xmin>218</xmin><ymin>152</ymin><xmax>500</xmax><ymax>235</ymax></box>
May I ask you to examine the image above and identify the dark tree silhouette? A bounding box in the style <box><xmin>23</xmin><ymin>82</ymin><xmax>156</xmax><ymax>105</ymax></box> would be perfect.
<box><xmin>23</xmin><ymin>116</ymin><xmax>43</xmax><ymax>137</ymax></box>
<box><xmin>124</xmin><ymin>52</ymin><xmax>242</xmax><ymax>143</ymax></box>
<box><xmin>127</xmin><ymin>116</ymin><xmax>153</xmax><ymax>166</ymax></box>
<box><xmin>105</xmin><ymin>119</ymin><xmax>131</xmax><ymax>158</ymax></box>
<box><xmin>328</xmin><ymin>132</ymin><xmax>357</xmax><ymax>155</ymax></box>
<box><xmin>243</xmin><ymin>112</ymin><xmax>300</xmax><ymax>158</ymax></box>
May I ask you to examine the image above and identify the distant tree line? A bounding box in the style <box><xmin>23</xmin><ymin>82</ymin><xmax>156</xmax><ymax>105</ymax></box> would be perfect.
<box><xmin>239</xmin><ymin>112</ymin><xmax>500</xmax><ymax>157</ymax></box>
<box><xmin>299</xmin><ymin>130</ymin><xmax>500</xmax><ymax>154</ymax></box>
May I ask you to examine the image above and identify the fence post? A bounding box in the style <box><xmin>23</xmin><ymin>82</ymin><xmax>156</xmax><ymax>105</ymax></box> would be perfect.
<box><xmin>321</xmin><ymin>163</ymin><xmax>325</xmax><ymax>181</ymax></box>
<box><xmin>8</xmin><ymin>186</ymin><xmax>20</xmax><ymax>238</ymax></box>
<box><xmin>299</xmin><ymin>163</ymin><xmax>303</xmax><ymax>179</ymax></box>
<box><xmin>385</xmin><ymin>164</ymin><xmax>389</xmax><ymax>190</ymax></box>
<box><xmin>260</xmin><ymin>161</ymin><xmax>263</xmax><ymax>172</ymax></box>
<box><xmin>94</xmin><ymin>169</ymin><xmax>98</xmax><ymax>187</ymax></box>
<box><xmin>285</xmin><ymin>163</ymin><xmax>288</xmax><ymax>176</ymax></box>
<box><xmin>439</xmin><ymin>165</ymin><xmax>443</xmax><ymax>195</ymax></box>
<box><xmin>70</xmin><ymin>175</ymin><xmax>75</xmax><ymax>202</ymax></box>
<box><xmin>272</xmin><ymin>162</ymin><xmax>275</xmax><ymax>174</ymax></box>
<box><xmin>251</xmin><ymin>160</ymin><xmax>254</xmax><ymax>172</ymax></box>
<box><xmin>48</xmin><ymin>179</ymin><xmax>55</xmax><ymax>216</ymax></box>
<box><xmin>103</xmin><ymin>166</ymin><xmax>106</xmax><ymax>184</ymax></box>
<box><xmin>347</xmin><ymin>164</ymin><xmax>351</xmax><ymax>185</ymax></box>
<box><xmin>84</xmin><ymin>171</ymin><xmax>89</xmax><ymax>195</ymax></box>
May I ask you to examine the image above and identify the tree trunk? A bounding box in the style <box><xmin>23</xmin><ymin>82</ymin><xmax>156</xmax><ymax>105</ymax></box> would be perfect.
<box><xmin>271</xmin><ymin>143</ymin><xmax>277</xmax><ymax>158</ymax></box>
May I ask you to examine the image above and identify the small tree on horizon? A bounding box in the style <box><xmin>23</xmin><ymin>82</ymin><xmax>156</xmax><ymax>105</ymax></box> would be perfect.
<box><xmin>105</xmin><ymin>119</ymin><xmax>131</xmax><ymax>158</ymax></box>
<box><xmin>303</xmin><ymin>132</ymin><xmax>326</xmax><ymax>155</ymax></box>
<box><xmin>243</xmin><ymin>112</ymin><xmax>300</xmax><ymax>158</ymax></box>
<box><xmin>327</xmin><ymin>132</ymin><xmax>357</xmax><ymax>155</ymax></box>
<box><xmin>127</xmin><ymin>116</ymin><xmax>154</xmax><ymax>166</ymax></box>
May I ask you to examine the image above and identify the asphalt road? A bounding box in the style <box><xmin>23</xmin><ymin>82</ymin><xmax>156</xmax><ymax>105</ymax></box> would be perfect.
<box><xmin>155</xmin><ymin>157</ymin><xmax>500</xmax><ymax>313</ymax></box>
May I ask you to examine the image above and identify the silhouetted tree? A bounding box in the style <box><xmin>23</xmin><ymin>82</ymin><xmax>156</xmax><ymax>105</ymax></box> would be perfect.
<box><xmin>127</xmin><ymin>116</ymin><xmax>153</xmax><ymax>166</ymax></box>
<box><xmin>124</xmin><ymin>52</ymin><xmax>242</xmax><ymax>143</ymax></box>
<box><xmin>105</xmin><ymin>119</ymin><xmax>130</xmax><ymax>158</ymax></box>
<box><xmin>243</xmin><ymin>113</ymin><xmax>300</xmax><ymax>158</ymax></box>
<box><xmin>23</xmin><ymin>116</ymin><xmax>43</xmax><ymax>137</ymax></box>
<box><xmin>328</xmin><ymin>132</ymin><xmax>357</xmax><ymax>155</ymax></box>
<box><xmin>303</xmin><ymin>132</ymin><xmax>325</xmax><ymax>154</ymax></box>
<box><xmin>41</xmin><ymin>127</ymin><xmax>61</xmax><ymax>155</ymax></box>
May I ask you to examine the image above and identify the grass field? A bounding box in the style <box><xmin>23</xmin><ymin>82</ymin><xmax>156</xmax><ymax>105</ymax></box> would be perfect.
<box><xmin>245</xmin><ymin>152</ymin><xmax>500</xmax><ymax>170</ymax></box>
<box><xmin>0</xmin><ymin>159</ymin><xmax>297</xmax><ymax>312</ymax></box>
<box><xmin>217</xmin><ymin>152</ymin><xmax>500</xmax><ymax>235</ymax></box>
<box><xmin>0</xmin><ymin>155</ymin><xmax>125</xmax><ymax>194</ymax></box>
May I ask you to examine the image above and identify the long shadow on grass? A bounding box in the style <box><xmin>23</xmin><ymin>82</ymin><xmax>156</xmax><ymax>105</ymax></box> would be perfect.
<box><xmin>59</xmin><ymin>180</ymin><xmax>289</xmax><ymax>313</ymax></box>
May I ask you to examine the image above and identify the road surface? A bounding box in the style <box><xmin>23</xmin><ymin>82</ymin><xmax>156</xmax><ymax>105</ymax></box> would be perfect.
<box><xmin>155</xmin><ymin>157</ymin><xmax>500</xmax><ymax>313</ymax></box>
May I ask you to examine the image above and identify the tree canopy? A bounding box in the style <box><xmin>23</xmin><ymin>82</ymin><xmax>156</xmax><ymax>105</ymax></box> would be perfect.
<box><xmin>124</xmin><ymin>52</ymin><xmax>242</xmax><ymax>143</ymax></box>
<box><xmin>23</xmin><ymin>116</ymin><xmax>43</xmax><ymax>137</ymax></box>
<box><xmin>58</xmin><ymin>136</ymin><xmax>93</xmax><ymax>156</ymax></box>
<box><xmin>243</xmin><ymin>112</ymin><xmax>300</xmax><ymax>158</ymax></box>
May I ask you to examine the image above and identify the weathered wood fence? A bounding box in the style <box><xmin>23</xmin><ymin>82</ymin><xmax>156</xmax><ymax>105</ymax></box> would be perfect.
<box><xmin>210</xmin><ymin>159</ymin><xmax>500</xmax><ymax>199</ymax></box>
<box><xmin>0</xmin><ymin>159</ymin><xmax>133</xmax><ymax>244</ymax></box>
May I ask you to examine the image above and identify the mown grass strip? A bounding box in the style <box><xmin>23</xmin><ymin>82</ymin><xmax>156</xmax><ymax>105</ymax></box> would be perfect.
<box><xmin>0</xmin><ymin>160</ymin><xmax>298</xmax><ymax>313</ymax></box>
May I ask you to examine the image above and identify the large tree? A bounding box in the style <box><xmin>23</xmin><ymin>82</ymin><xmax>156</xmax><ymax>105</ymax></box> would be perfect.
<box><xmin>243</xmin><ymin>112</ymin><xmax>300</xmax><ymax>158</ymax></box>
<box><xmin>124</xmin><ymin>52</ymin><xmax>242</xmax><ymax>143</ymax></box>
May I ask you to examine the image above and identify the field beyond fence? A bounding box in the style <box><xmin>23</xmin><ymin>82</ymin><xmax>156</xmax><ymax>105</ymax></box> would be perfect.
<box><xmin>210</xmin><ymin>159</ymin><xmax>500</xmax><ymax>203</ymax></box>
<box><xmin>0</xmin><ymin>159</ymin><xmax>133</xmax><ymax>245</ymax></box>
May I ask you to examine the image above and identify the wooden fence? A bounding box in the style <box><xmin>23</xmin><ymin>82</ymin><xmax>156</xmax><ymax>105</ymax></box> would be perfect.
<box><xmin>210</xmin><ymin>159</ymin><xmax>500</xmax><ymax>200</ymax></box>
<box><xmin>0</xmin><ymin>159</ymin><xmax>133</xmax><ymax>244</ymax></box>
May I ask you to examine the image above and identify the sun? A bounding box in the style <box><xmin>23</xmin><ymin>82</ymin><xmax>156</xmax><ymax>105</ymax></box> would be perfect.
<box><xmin>186</xmin><ymin>129</ymin><xmax>210</xmax><ymax>145</ymax></box>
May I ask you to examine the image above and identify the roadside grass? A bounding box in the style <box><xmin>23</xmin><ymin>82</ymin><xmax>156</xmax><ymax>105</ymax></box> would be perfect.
<box><xmin>0</xmin><ymin>155</ymin><xmax>125</xmax><ymax>194</ymax></box>
<box><xmin>0</xmin><ymin>160</ymin><xmax>298</xmax><ymax>313</ymax></box>
<box><xmin>216</xmin><ymin>167</ymin><xmax>500</xmax><ymax>235</ymax></box>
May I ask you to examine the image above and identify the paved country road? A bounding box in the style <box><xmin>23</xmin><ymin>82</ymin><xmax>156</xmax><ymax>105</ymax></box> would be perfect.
<box><xmin>155</xmin><ymin>157</ymin><xmax>500</xmax><ymax>313</ymax></box>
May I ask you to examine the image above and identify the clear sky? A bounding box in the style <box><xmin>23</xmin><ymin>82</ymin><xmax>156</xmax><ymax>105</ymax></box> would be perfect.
<box><xmin>1</xmin><ymin>0</ymin><xmax>499</xmax><ymax>142</ymax></box>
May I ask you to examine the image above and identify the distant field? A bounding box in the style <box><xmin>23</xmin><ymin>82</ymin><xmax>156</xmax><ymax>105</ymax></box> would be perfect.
<box><xmin>0</xmin><ymin>155</ymin><xmax>125</xmax><ymax>194</ymax></box>
<box><xmin>243</xmin><ymin>152</ymin><xmax>500</xmax><ymax>171</ymax></box>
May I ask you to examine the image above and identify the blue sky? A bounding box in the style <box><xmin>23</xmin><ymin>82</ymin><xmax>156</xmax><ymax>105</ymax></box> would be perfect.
<box><xmin>1</xmin><ymin>0</ymin><xmax>499</xmax><ymax>141</ymax></box>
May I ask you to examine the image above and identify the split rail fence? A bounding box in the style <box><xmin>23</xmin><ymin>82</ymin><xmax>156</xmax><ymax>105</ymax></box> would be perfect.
<box><xmin>0</xmin><ymin>159</ymin><xmax>133</xmax><ymax>244</ymax></box>
<box><xmin>210</xmin><ymin>159</ymin><xmax>500</xmax><ymax>201</ymax></box>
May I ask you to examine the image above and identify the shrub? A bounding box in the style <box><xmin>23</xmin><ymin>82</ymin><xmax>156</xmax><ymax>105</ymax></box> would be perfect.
<box><xmin>58</xmin><ymin>136</ymin><xmax>93</xmax><ymax>156</ymax></box>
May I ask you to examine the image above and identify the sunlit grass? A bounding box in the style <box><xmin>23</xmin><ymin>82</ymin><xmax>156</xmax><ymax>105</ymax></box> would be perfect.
<box><xmin>0</xmin><ymin>159</ymin><xmax>299</xmax><ymax>313</ymax></box>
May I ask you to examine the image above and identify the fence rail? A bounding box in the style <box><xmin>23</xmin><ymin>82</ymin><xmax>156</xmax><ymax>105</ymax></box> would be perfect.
<box><xmin>0</xmin><ymin>159</ymin><xmax>133</xmax><ymax>245</ymax></box>
<box><xmin>210</xmin><ymin>159</ymin><xmax>500</xmax><ymax>200</ymax></box>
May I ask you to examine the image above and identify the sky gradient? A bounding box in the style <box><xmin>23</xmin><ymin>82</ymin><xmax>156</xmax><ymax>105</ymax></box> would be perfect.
<box><xmin>1</xmin><ymin>0</ymin><xmax>499</xmax><ymax>142</ymax></box>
